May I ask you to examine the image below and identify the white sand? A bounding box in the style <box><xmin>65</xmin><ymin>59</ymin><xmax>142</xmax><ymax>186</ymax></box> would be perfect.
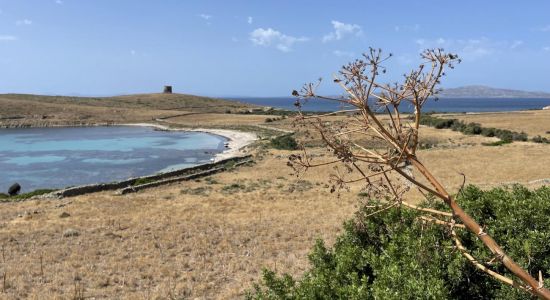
<box><xmin>122</xmin><ymin>123</ymin><xmax>258</xmax><ymax>161</ymax></box>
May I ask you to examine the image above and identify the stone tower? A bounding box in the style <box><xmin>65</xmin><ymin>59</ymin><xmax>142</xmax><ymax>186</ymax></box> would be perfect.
<box><xmin>163</xmin><ymin>85</ymin><xmax>173</xmax><ymax>94</ymax></box>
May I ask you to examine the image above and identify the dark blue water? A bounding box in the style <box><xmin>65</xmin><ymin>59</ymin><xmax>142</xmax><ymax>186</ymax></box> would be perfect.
<box><xmin>0</xmin><ymin>126</ymin><xmax>227</xmax><ymax>192</ymax></box>
<box><xmin>232</xmin><ymin>97</ymin><xmax>550</xmax><ymax>113</ymax></box>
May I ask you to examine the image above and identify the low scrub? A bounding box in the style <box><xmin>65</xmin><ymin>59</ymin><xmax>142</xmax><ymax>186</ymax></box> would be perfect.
<box><xmin>249</xmin><ymin>185</ymin><xmax>550</xmax><ymax>299</ymax></box>
<box><xmin>133</xmin><ymin>177</ymin><xmax>157</xmax><ymax>186</ymax></box>
<box><xmin>418</xmin><ymin>115</ymin><xmax>528</xmax><ymax>143</ymax></box>
<box><xmin>0</xmin><ymin>189</ymin><xmax>56</xmax><ymax>201</ymax></box>
<box><xmin>532</xmin><ymin>135</ymin><xmax>550</xmax><ymax>144</ymax></box>
<box><xmin>270</xmin><ymin>134</ymin><xmax>299</xmax><ymax>150</ymax></box>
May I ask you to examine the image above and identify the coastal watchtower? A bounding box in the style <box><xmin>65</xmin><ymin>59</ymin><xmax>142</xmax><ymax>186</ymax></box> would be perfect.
<box><xmin>163</xmin><ymin>85</ymin><xmax>173</xmax><ymax>94</ymax></box>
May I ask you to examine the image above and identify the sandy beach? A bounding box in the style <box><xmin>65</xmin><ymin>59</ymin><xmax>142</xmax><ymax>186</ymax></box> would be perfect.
<box><xmin>123</xmin><ymin>123</ymin><xmax>258</xmax><ymax>161</ymax></box>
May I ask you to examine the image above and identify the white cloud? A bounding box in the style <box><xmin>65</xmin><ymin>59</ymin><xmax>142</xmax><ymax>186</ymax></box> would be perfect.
<box><xmin>333</xmin><ymin>50</ymin><xmax>354</xmax><ymax>58</ymax></box>
<box><xmin>231</xmin><ymin>37</ymin><xmax>238</xmax><ymax>42</ymax></box>
<box><xmin>247</xmin><ymin>16</ymin><xmax>253</xmax><ymax>24</ymax></box>
<box><xmin>0</xmin><ymin>35</ymin><xmax>17</xmax><ymax>41</ymax></box>
<box><xmin>322</xmin><ymin>20</ymin><xmax>362</xmax><ymax>43</ymax></box>
<box><xmin>543</xmin><ymin>46</ymin><xmax>550</xmax><ymax>51</ymax></box>
<box><xmin>395</xmin><ymin>24</ymin><xmax>420</xmax><ymax>32</ymax></box>
<box><xmin>198</xmin><ymin>14</ymin><xmax>212</xmax><ymax>20</ymax></box>
<box><xmin>510</xmin><ymin>40</ymin><xmax>523</xmax><ymax>49</ymax></box>
<box><xmin>16</xmin><ymin>19</ymin><xmax>32</xmax><ymax>26</ymax></box>
<box><xmin>535</xmin><ymin>25</ymin><xmax>550</xmax><ymax>32</ymax></box>
<box><xmin>130</xmin><ymin>50</ymin><xmax>136</xmax><ymax>56</ymax></box>
<box><xmin>250</xmin><ymin>27</ymin><xmax>308</xmax><ymax>52</ymax></box>
<box><xmin>55</xmin><ymin>0</ymin><xmax>63</xmax><ymax>4</ymax></box>
<box><xmin>415</xmin><ymin>37</ymin><xmax>498</xmax><ymax>60</ymax></box>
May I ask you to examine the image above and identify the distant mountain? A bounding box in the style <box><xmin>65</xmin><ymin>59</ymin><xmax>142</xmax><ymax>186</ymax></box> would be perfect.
<box><xmin>438</xmin><ymin>85</ymin><xmax>550</xmax><ymax>98</ymax></box>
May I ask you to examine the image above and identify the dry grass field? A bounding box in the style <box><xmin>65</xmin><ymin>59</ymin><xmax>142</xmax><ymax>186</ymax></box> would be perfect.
<box><xmin>0</xmin><ymin>151</ymin><xmax>358</xmax><ymax>299</ymax></box>
<box><xmin>1</xmin><ymin>95</ymin><xmax>550</xmax><ymax>298</ymax></box>
<box><xmin>0</xmin><ymin>93</ymin><xmax>256</xmax><ymax>128</ymax></box>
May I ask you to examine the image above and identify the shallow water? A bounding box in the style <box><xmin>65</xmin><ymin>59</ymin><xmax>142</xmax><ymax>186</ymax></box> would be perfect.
<box><xmin>0</xmin><ymin>126</ymin><xmax>227</xmax><ymax>192</ymax></box>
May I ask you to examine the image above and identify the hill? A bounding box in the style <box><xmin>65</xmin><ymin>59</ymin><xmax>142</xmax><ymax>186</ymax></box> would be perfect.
<box><xmin>438</xmin><ymin>85</ymin><xmax>550</xmax><ymax>98</ymax></box>
<box><xmin>0</xmin><ymin>93</ymin><xmax>257</xmax><ymax>127</ymax></box>
<box><xmin>0</xmin><ymin>93</ymin><xmax>254</xmax><ymax>112</ymax></box>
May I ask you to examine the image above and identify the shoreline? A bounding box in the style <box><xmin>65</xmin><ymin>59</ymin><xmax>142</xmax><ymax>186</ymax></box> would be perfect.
<box><xmin>0</xmin><ymin>122</ymin><xmax>258</xmax><ymax>196</ymax></box>
<box><xmin>0</xmin><ymin>122</ymin><xmax>258</xmax><ymax>162</ymax></box>
<box><xmin>122</xmin><ymin>123</ymin><xmax>258</xmax><ymax>162</ymax></box>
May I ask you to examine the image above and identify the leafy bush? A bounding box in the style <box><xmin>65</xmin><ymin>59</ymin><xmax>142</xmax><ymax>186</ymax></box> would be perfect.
<box><xmin>270</xmin><ymin>134</ymin><xmax>299</xmax><ymax>150</ymax></box>
<box><xmin>249</xmin><ymin>185</ymin><xmax>550</xmax><ymax>299</ymax></box>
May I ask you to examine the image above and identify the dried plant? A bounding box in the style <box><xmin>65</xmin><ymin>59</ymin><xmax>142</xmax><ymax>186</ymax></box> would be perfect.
<box><xmin>288</xmin><ymin>47</ymin><xmax>550</xmax><ymax>299</ymax></box>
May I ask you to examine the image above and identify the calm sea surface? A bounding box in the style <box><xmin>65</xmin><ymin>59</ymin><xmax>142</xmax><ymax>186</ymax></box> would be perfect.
<box><xmin>234</xmin><ymin>97</ymin><xmax>550</xmax><ymax>113</ymax></box>
<box><xmin>0</xmin><ymin>126</ymin><xmax>227</xmax><ymax>192</ymax></box>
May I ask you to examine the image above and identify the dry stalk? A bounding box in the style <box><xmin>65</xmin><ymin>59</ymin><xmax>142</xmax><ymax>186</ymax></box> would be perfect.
<box><xmin>289</xmin><ymin>47</ymin><xmax>550</xmax><ymax>299</ymax></box>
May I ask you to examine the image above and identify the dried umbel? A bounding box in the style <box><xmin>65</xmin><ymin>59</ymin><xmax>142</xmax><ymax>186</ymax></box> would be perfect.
<box><xmin>289</xmin><ymin>48</ymin><xmax>550</xmax><ymax>299</ymax></box>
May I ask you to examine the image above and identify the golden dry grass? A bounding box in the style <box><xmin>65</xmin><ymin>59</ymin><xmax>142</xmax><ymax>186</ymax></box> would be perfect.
<box><xmin>0</xmin><ymin>153</ymin><xmax>358</xmax><ymax>299</ymax></box>
<box><xmin>1</xmin><ymin>95</ymin><xmax>550</xmax><ymax>298</ymax></box>
<box><xmin>166</xmin><ymin>114</ymin><xmax>280</xmax><ymax>127</ymax></box>
<box><xmin>2</xmin><ymin>139</ymin><xmax>550</xmax><ymax>298</ymax></box>
<box><xmin>0</xmin><ymin>93</ymin><xmax>255</xmax><ymax>128</ymax></box>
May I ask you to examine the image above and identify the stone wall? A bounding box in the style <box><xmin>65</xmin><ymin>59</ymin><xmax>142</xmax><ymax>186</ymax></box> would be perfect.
<box><xmin>50</xmin><ymin>155</ymin><xmax>253</xmax><ymax>198</ymax></box>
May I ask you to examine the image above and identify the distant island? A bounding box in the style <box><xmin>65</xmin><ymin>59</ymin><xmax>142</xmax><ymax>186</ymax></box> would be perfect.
<box><xmin>438</xmin><ymin>85</ymin><xmax>550</xmax><ymax>98</ymax></box>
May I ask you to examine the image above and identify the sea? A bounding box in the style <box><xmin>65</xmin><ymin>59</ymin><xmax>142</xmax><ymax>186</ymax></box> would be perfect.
<box><xmin>0</xmin><ymin>126</ymin><xmax>227</xmax><ymax>192</ymax></box>
<box><xmin>232</xmin><ymin>97</ymin><xmax>550</xmax><ymax>113</ymax></box>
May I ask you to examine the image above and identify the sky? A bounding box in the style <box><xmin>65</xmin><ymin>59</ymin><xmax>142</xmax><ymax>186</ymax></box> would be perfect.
<box><xmin>1</xmin><ymin>0</ymin><xmax>550</xmax><ymax>97</ymax></box>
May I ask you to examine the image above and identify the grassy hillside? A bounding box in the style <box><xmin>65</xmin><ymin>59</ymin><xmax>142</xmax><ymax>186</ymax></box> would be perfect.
<box><xmin>0</xmin><ymin>93</ymin><xmax>254</xmax><ymax>112</ymax></box>
<box><xmin>0</xmin><ymin>93</ymin><xmax>258</xmax><ymax>127</ymax></box>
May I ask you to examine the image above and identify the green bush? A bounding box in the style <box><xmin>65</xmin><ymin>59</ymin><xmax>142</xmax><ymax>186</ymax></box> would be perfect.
<box><xmin>532</xmin><ymin>135</ymin><xmax>550</xmax><ymax>143</ymax></box>
<box><xmin>249</xmin><ymin>185</ymin><xmax>550</xmax><ymax>299</ymax></box>
<box><xmin>270</xmin><ymin>134</ymin><xmax>299</xmax><ymax>150</ymax></box>
<box><xmin>418</xmin><ymin>115</ymin><xmax>529</xmax><ymax>144</ymax></box>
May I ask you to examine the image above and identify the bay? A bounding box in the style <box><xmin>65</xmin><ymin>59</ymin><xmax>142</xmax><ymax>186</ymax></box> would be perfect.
<box><xmin>0</xmin><ymin>126</ymin><xmax>227</xmax><ymax>192</ymax></box>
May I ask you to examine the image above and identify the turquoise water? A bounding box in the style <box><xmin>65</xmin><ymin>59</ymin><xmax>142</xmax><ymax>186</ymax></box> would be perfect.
<box><xmin>0</xmin><ymin>126</ymin><xmax>227</xmax><ymax>192</ymax></box>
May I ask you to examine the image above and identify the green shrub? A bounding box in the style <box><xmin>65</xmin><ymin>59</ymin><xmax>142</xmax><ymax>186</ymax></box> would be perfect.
<box><xmin>532</xmin><ymin>135</ymin><xmax>550</xmax><ymax>143</ymax></box>
<box><xmin>462</xmin><ymin>123</ymin><xmax>482</xmax><ymax>135</ymax></box>
<box><xmin>133</xmin><ymin>177</ymin><xmax>156</xmax><ymax>186</ymax></box>
<box><xmin>0</xmin><ymin>189</ymin><xmax>56</xmax><ymax>202</ymax></box>
<box><xmin>270</xmin><ymin>134</ymin><xmax>299</xmax><ymax>150</ymax></box>
<box><xmin>249</xmin><ymin>185</ymin><xmax>550</xmax><ymax>299</ymax></box>
<box><xmin>418</xmin><ymin>115</ymin><xmax>530</xmax><ymax>144</ymax></box>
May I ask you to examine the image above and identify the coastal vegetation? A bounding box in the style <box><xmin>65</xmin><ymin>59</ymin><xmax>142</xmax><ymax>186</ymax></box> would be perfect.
<box><xmin>266</xmin><ymin>48</ymin><xmax>550</xmax><ymax>298</ymax></box>
<box><xmin>250</xmin><ymin>185</ymin><xmax>550</xmax><ymax>299</ymax></box>
<box><xmin>270</xmin><ymin>134</ymin><xmax>299</xmax><ymax>150</ymax></box>
<box><xmin>0</xmin><ymin>189</ymin><xmax>56</xmax><ymax>202</ymax></box>
<box><xmin>418</xmin><ymin>114</ymin><xmax>529</xmax><ymax>143</ymax></box>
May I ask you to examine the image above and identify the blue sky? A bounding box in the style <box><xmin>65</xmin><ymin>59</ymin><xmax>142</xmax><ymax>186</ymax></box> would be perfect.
<box><xmin>1</xmin><ymin>0</ymin><xmax>550</xmax><ymax>97</ymax></box>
